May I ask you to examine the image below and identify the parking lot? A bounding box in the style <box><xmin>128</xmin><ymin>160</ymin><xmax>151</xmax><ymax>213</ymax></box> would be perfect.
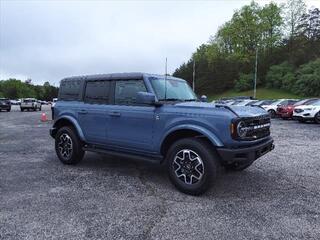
<box><xmin>0</xmin><ymin>105</ymin><xmax>319</xmax><ymax>240</ymax></box>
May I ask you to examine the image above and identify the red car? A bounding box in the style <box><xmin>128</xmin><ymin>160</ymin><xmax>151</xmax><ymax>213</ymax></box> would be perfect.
<box><xmin>276</xmin><ymin>99</ymin><xmax>318</xmax><ymax>119</ymax></box>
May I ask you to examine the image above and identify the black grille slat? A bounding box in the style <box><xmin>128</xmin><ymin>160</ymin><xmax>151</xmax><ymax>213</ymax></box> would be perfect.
<box><xmin>241</xmin><ymin>115</ymin><xmax>270</xmax><ymax>140</ymax></box>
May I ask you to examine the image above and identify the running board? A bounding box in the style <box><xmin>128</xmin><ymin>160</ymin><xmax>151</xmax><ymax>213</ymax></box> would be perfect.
<box><xmin>83</xmin><ymin>146</ymin><xmax>163</xmax><ymax>163</ymax></box>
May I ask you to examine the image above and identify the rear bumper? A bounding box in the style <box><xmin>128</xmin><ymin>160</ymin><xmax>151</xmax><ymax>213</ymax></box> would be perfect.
<box><xmin>217</xmin><ymin>138</ymin><xmax>274</xmax><ymax>164</ymax></box>
<box><xmin>0</xmin><ymin>105</ymin><xmax>11</xmax><ymax>110</ymax></box>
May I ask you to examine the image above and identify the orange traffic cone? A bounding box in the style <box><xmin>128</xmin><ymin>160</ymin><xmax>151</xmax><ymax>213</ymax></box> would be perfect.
<box><xmin>41</xmin><ymin>113</ymin><xmax>47</xmax><ymax>122</ymax></box>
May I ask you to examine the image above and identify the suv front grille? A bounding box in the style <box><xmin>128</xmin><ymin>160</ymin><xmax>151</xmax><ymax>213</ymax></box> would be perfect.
<box><xmin>241</xmin><ymin>115</ymin><xmax>271</xmax><ymax>140</ymax></box>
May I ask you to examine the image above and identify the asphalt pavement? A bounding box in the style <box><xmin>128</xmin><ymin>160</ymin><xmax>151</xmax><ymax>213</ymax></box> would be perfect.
<box><xmin>0</xmin><ymin>105</ymin><xmax>319</xmax><ymax>240</ymax></box>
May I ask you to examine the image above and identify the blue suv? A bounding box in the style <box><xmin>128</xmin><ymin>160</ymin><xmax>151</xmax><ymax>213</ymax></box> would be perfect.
<box><xmin>50</xmin><ymin>73</ymin><xmax>274</xmax><ymax>195</ymax></box>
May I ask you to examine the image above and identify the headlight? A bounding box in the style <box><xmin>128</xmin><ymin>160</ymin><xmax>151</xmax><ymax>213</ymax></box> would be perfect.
<box><xmin>237</xmin><ymin>121</ymin><xmax>248</xmax><ymax>138</ymax></box>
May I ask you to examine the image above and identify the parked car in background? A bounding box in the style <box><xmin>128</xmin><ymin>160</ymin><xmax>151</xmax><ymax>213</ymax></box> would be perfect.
<box><xmin>0</xmin><ymin>98</ymin><xmax>11</xmax><ymax>112</ymax></box>
<box><xmin>276</xmin><ymin>100</ymin><xmax>299</xmax><ymax>119</ymax></box>
<box><xmin>9</xmin><ymin>99</ymin><xmax>20</xmax><ymax>105</ymax></box>
<box><xmin>20</xmin><ymin>98</ymin><xmax>42</xmax><ymax>111</ymax></box>
<box><xmin>231</xmin><ymin>99</ymin><xmax>259</xmax><ymax>106</ymax></box>
<box><xmin>293</xmin><ymin>99</ymin><xmax>320</xmax><ymax>123</ymax></box>
<box><xmin>277</xmin><ymin>99</ymin><xmax>318</xmax><ymax>119</ymax></box>
<box><xmin>261</xmin><ymin>99</ymin><xmax>293</xmax><ymax>118</ymax></box>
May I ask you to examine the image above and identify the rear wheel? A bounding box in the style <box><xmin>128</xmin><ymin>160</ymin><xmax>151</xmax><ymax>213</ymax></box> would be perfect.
<box><xmin>55</xmin><ymin>126</ymin><xmax>84</xmax><ymax>164</ymax></box>
<box><xmin>315</xmin><ymin>112</ymin><xmax>320</xmax><ymax>124</ymax></box>
<box><xmin>20</xmin><ymin>108</ymin><xmax>24</xmax><ymax>112</ymax></box>
<box><xmin>166</xmin><ymin>138</ymin><xmax>218</xmax><ymax>195</ymax></box>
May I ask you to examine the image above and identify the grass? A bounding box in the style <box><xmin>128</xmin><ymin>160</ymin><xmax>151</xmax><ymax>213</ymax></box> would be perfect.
<box><xmin>208</xmin><ymin>88</ymin><xmax>302</xmax><ymax>101</ymax></box>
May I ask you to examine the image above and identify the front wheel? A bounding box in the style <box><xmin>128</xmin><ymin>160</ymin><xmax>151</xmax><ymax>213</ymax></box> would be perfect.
<box><xmin>55</xmin><ymin>126</ymin><xmax>84</xmax><ymax>164</ymax></box>
<box><xmin>166</xmin><ymin>138</ymin><xmax>218</xmax><ymax>195</ymax></box>
<box><xmin>315</xmin><ymin>112</ymin><xmax>320</xmax><ymax>124</ymax></box>
<box><xmin>7</xmin><ymin>108</ymin><xmax>11</xmax><ymax>112</ymax></box>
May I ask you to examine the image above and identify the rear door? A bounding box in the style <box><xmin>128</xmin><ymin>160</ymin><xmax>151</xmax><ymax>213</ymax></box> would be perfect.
<box><xmin>107</xmin><ymin>79</ymin><xmax>155</xmax><ymax>152</ymax></box>
<box><xmin>77</xmin><ymin>80</ymin><xmax>111</xmax><ymax>145</ymax></box>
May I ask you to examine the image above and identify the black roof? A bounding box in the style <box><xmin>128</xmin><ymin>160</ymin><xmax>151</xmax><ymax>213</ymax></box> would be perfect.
<box><xmin>60</xmin><ymin>72</ymin><xmax>183</xmax><ymax>82</ymax></box>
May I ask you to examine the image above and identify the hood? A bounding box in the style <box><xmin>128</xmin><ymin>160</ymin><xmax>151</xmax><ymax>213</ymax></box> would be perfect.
<box><xmin>173</xmin><ymin>101</ymin><xmax>268</xmax><ymax>117</ymax></box>
<box><xmin>295</xmin><ymin>104</ymin><xmax>319</xmax><ymax>109</ymax></box>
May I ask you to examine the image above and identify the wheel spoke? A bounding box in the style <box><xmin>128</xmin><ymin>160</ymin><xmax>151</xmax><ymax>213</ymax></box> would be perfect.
<box><xmin>173</xmin><ymin>149</ymin><xmax>204</xmax><ymax>185</ymax></box>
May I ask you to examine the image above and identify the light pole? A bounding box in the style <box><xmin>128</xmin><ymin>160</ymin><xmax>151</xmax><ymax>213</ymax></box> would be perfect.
<box><xmin>192</xmin><ymin>60</ymin><xmax>195</xmax><ymax>92</ymax></box>
<box><xmin>253</xmin><ymin>45</ymin><xmax>258</xmax><ymax>99</ymax></box>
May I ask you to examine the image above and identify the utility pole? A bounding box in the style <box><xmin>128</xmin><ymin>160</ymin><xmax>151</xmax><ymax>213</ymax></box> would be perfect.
<box><xmin>254</xmin><ymin>46</ymin><xmax>258</xmax><ymax>99</ymax></box>
<box><xmin>192</xmin><ymin>60</ymin><xmax>195</xmax><ymax>92</ymax></box>
<box><xmin>164</xmin><ymin>57</ymin><xmax>167</xmax><ymax>100</ymax></box>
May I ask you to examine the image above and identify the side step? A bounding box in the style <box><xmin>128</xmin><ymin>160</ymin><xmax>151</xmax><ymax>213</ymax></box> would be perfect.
<box><xmin>83</xmin><ymin>146</ymin><xmax>163</xmax><ymax>163</ymax></box>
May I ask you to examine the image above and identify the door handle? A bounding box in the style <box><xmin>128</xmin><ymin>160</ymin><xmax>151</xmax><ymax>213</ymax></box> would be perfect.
<box><xmin>109</xmin><ymin>111</ymin><xmax>121</xmax><ymax>117</ymax></box>
<box><xmin>78</xmin><ymin>110</ymin><xmax>88</xmax><ymax>114</ymax></box>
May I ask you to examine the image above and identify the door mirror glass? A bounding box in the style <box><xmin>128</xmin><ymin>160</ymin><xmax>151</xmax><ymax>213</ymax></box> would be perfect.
<box><xmin>136</xmin><ymin>92</ymin><xmax>156</xmax><ymax>105</ymax></box>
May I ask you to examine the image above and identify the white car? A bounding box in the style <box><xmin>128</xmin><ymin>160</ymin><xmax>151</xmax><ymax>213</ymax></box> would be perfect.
<box><xmin>293</xmin><ymin>99</ymin><xmax>320</xmax><ymax>123</ymax></box>
<box><xmin>261</xmin><ymin>99</ymin><xmax>292</xmax><ymax>118</ymax></box>
<box><xmin>20</xmin><ymin>98</ymin><xmax>42</xmax><ymax>111</ymax></box>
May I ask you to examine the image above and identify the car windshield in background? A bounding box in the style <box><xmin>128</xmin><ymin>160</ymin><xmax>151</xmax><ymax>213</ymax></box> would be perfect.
<box><xmin>312</xmin><ymin>100</ymin><xmax>320</xmax><ymax>106</ymax></box>
<box><xmin>23</xmin><ymin>99</ymin><xmax>35</xmax><ymax>103</ymax></box>
<box><xmin>149</xmin><ymin>77</ymin><xmax>197</xmax><ymax>101</ymax></box>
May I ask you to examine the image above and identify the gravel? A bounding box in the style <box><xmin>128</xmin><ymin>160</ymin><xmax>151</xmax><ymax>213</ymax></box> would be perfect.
<box><xmin>0</xmin><ymin>105</ymin><xmax>319</xmax><ymax>240</ymax></box>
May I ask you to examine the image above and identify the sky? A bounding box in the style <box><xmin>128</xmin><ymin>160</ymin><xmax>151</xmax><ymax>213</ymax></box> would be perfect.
<box><xmin>1</xmin><ymin>0</ymin><xmax>319</xmax><ymax>86</ymax></box>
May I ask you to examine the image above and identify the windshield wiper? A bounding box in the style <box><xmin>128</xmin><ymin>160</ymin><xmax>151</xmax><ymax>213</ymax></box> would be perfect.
<box><xmin>184</xmin><ymin>99</ymin><xmax>198</xmax><ymax>102</ymax></box>
<box><xmin>158</xmin><ymin>98</ymin><xmax>182</xmax><ymax>101</ymax></box>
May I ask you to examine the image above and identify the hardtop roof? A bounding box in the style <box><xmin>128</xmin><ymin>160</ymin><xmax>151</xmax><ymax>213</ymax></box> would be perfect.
<box><xmin>60</xmin><ymin>72</ymin><xmax>184</xmax><ymax>82</ymax></box>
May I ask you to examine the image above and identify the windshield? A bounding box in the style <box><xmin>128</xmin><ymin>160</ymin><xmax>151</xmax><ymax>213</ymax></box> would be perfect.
<box><xmin>312</xmin><ymin>100</ymin><xmax>320</xmax><ymax>106</ymax></box>
<box><xmin>149</xmin><ymin>77</ymin><xmax>197</xmax><ymax>101</ymax></box>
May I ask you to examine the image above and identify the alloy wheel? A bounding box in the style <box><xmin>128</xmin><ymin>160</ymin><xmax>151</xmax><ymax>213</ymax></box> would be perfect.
<box><xmin>173</xmin><ymin>149</ymin><xmax>204</xmax><ymax>185</ymax></box>
<box><xmin>58</xmin><ymin>133</ymin><xmax>73</xmax><ymax>159</ymax></box>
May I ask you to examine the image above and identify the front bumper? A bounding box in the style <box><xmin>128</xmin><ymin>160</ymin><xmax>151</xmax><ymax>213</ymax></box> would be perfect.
<box><xmin>217</xmin><ymin>138</ymin><xmax>274</xmax><ymax>164</ymax></box>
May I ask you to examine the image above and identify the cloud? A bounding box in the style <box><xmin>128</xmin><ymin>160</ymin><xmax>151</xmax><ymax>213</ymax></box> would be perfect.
<box><xmin>0</xmin><ymin>0</ymin><xmax>319</xmax><ymax>85</ymax></box>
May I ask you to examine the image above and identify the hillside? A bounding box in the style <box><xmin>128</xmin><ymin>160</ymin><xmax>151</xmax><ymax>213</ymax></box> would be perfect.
<box><xmin>208</xmin><ymin>88</ymin><xmax>302</xmax><ymax>101</ymax></box>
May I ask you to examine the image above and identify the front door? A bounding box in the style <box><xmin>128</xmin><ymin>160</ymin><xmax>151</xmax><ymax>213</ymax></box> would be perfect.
<box><xmin>107</xmin><ymin>79</ymin><xmax>155</xmax><ymax>153</ymax></box>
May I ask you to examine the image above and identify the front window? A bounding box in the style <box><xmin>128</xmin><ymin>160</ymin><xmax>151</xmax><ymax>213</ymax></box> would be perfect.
<box><xmin>149</xmin><ymin>77</ymin><xmax>197</xmax><ymax>101</ymax></box>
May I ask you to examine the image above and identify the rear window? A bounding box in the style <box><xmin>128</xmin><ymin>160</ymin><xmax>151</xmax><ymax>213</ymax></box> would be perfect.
<box><xmin>84</xmin><ymin>80</ymin><xmax>111</xmax><ymax>104</ymax></box>
<box><xmin>59</xmin><ymin>80</ymin><xmax>82</xmax><ymax>100</ymax></box>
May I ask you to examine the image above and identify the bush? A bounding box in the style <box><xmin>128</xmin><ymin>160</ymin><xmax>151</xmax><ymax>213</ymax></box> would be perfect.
<box><xmin>235</xmin><ymin>73</ymin><xmax>253</xmax><ymax>92</ymax></box>
<box><xmin>266</xmin><ymin>62</ymin><xmax>295</xmax><ymax>90</ymax></box>
<box><xmin>293</xmin><ymin>59</ymin><xmax>320</xmax><ymax>97</ymax></box>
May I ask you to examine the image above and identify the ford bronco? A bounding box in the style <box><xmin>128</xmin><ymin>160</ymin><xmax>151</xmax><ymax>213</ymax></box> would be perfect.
<box><xmin>50</xmin><ymin>73</ymin><xmax>274</xmax><ymax>195</ymax></box>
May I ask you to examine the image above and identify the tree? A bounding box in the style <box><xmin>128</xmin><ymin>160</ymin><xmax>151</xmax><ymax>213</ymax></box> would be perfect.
<box><xmin>235</xmin><ymin>73</ymin><xmax>253</xmax><ymax>92</ymax></box>
<box><xmin>285</xmin><ymin>0</ymin><xmax>306</xmax><ymax>38</ymax></box>
<box><xmin>266</xmin><ymin>62</ymin><xmax>295</xmax><ymax>90</ymax></box>
<box><xmin>293</xmin><ymin>58</ymin><xmax>320</xmax><ymax>96</ymax></box>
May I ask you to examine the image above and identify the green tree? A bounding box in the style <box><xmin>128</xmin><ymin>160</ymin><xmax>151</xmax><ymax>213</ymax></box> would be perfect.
<box><xmin>293</xmin><ymin>58</ymin><xmax>320</xmax><ymax>96</ymax></box>
<box><xmin>235</xmin><ymin>73</ymin><xmax>254</xmax><ymax>92</ymax></box>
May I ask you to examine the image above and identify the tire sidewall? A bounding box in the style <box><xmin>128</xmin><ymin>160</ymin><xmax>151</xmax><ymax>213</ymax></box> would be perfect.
<box><xmin>315</xmin><ymin>112</ymin><xmax>320</xmax><ymax>124</ymax></box>
<box><xmin>55</xmin><ymin>126</ymin><xmax>83</xmax><ymax>164</ymax></box>
<box><xmin>167</xmin><ymin>138</ymin><xmax>217</xmax><ymax>195</ymax></box>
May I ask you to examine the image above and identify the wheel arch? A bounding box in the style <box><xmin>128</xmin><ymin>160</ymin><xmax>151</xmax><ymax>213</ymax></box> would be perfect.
<box><xmin>160</xmin><ymin>126</ymin><xmax>223</xmax><ymax>159</ymax></box>
<box><xmin>52</xmin><ymin>116</ymin><xmax>85</xmax><ymax>141</ymax></box>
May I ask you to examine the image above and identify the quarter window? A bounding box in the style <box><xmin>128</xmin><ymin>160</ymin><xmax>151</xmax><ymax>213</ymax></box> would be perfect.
<box><xmin>114</xmin><ymin>80</ymin><xmax>147</xmax><ymax>105</ymax></box>
<box><xmin>84</xmin><ymin>81</ymin><xmax>110</xmax><ymax>104</ymax></box>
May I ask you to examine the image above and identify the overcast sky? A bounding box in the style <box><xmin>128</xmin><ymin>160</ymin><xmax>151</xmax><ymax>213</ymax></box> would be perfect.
<box><xmin>1</xmin><ymin>0</ymin><xmax>319</xmax><ymax>85</ymax></box>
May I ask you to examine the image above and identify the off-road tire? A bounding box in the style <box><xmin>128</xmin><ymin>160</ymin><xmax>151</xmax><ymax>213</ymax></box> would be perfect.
<box><xmin>166</xmin><ymin>138</ymin><xmax>218</xmax><ymax>195</ymax></box>
<box><xmin>315</xmin><ymin>112</ymin><xmax>320</xmax><ymax>124</ymax></box>
<box><xmin>55</xmin><ymin>126</ymin><xmax>84</xmax><ymax>165</ymax></box>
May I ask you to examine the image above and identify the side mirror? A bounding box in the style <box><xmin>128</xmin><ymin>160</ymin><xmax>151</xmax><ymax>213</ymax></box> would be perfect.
<box><xmin>200</xmin><ymin>95</ymin><xmax>208</xmax><ymax>102</ymax></box>
<box><xmin>136</xmin><ymin>92</ymin><xmax>156</xmax><ymax>105</ymax></box>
